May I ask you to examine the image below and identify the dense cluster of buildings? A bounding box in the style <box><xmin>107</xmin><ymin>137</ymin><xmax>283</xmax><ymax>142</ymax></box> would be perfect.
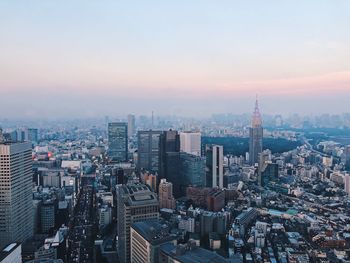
<box><xmin>1</xmin><ymin>100</ymin><xmax>350</xmax><ymax>263</ymax></box>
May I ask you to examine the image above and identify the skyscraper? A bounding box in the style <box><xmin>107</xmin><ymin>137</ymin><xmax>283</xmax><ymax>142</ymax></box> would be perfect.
<box><xmin>345</xmin><ymin>145</ymin><xmax>350</xmax><ymax>171</ymax></box>
<box><xmin>179</xmin><ymin>132</ymin><xmax>201</xmax><ymax>156</ymax></box>
<box><xmin>0</xmin><ymin>137</ymin><xmax>34</xmax><ymax>249</ymax></box>
<box><xmin>180</xmin><ymin>152</ymin><xmax>206</xmax><ymax>187</ymax></box>
<box><xmin>249</xmin><ymin>97</ymin><xmax>263</xmax><ymax>165</ymax></box>
<box><xmin>344</xmin><ymin>174</ymin><xmax>350</xmax><ymax>195</ymax></box>
<box><xmin>107</xmin><ymin>122</ymin><xmax>128</xmax><ymax>162</ymax></box>
<box><xmin>158</xmin><ymin>179</ymin><xmax>176</xmax><ymax>209</ymax></box>
<box><xmin>117</xmin><ymin>183</ymin><xmax>159</xmax><ymax>263</ymax></box>
<box><xmin>205</xmin><ymin>145</ymin><xmax>224</xmax><ymax>188</ymax></box>
<box><xmin>127</xmin><ymin>114</ymin><xmax>136</xmax><ymax>139</ymax></box>
<box><xmin>137</xmin><ymin>130</ymin><xmax>162</xmax><ymax>173</ymax></box>
<box><xmin>158</xmin><ymin>130</ymin><xmax>181</xmax><ymax>195</ymax></box>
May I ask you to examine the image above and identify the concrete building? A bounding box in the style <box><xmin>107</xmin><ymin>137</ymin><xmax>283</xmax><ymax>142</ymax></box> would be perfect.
<box><xmin>137</xmin><ymin>130</ymin><xmax>162</xmax><ymax>174</ymax></box>
<box><xmin>127</xmin><ymin>114</ymin><xmax>136</xmax><ymax>139</ymax></box>
<box><xmin>41</xmin><ymin>201</ymin><xmax>55</xmax><ymax>234</ymax></box>
<box><xmin>158</xmin><ymin>179</ymin><xmax>176</xmax><ymax>210</ymax></box>
<box><xmin>0</xmin><ymin>243</ymin><xmax>22</xmax><ymax>263</ymax></box>
<box><xmin>0</xmin><ymin>139</ymin><xmax>34</xmax><ymax>249</ymax></box>
<box><xmin>180</xmin><ymin>153</ymin><xmax>206</xmax><ymax>187</ymax></box>
<box><xmin>179</xmin><ymin>132</ymin><xmax>201</xmax><ymax>156</ymax></box>
<box><xmin>249</xmin><ymin>97</ymin><xmax>263</xmax><ymax>165</ymax></box>
<box><xmin>345</xmin><ymin>145</ymin><xmax>350</xmax><ymax>171</ymax></box>
<box><xmin>159</xmin><ymin>241</ymin><xmax>231</xmax><ymax>263</ymax></box>
<box><xmin>107</xmin><ymin>122</ymin><xmax>128</xmax><ymax>162</ymax></box>
<box><xmin>344</xmin><ymin>174</ymin><xmax>350</xmax><ymax>194</ymax></box>
<box><xmin>131</xmin><ymin>221</ymin><xmax>177</xmax><ymax>263</ymax></box>
<box><xmin>205</xmin><ymin>145</ymin><xmax>223</xmax><ymax>188</ymax></box>
<box><xmin>117</xmin><ymin>183</ymin><xmax>159</xmax><ymax>263</ymax></box>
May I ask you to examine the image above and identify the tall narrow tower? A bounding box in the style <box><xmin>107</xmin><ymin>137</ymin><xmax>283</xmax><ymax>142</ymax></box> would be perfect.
<box><xmin>0</xmin><ymin>140</ymin><xmax>34</xmax><ymax>249</ymax></box>
<box><xmin>249</xmin><ymin>96</ymin><xmax>263</xmax><ymax>165</ymax></box>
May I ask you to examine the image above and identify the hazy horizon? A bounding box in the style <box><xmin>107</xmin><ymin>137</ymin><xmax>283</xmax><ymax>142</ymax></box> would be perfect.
<box><xmin>1</xmin><ymin>1</ymin><xmax>349</xmax><ymax>118</ymax></box>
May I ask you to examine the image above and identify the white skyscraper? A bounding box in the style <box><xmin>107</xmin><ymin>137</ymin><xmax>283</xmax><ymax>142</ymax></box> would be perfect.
<box><xmin>205</xmin><ymin>144</ymin><xmax>224</xmax><ymax>188</ymax></box>
<box><xmin>127</xmin><ymin>114</ymin><xmax>135</xmax><ymax>139</ymax></box>
<box><xmin>0</xmin><ymin>139</ymin><xmax>34</xmax><ymax>249</ymax></box>
<box><xmin>180</xmin><ymin>132</ymin><xmax>201</xmax><ymax>156</ymax></box>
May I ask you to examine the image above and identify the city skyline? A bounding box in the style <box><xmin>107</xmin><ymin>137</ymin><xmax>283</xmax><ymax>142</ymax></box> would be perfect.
<box><xmin>1</xmin><ymin>1</ymin><xmax>350</xmax><ymax>118</ymax></box>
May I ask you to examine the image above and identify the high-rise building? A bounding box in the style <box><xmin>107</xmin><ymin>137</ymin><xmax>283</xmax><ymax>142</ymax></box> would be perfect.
<box><xmin>40</xmin><ymin>201</ymin><xmax>55</xmax><ymax>234</ymax></box>
<box><xmin>158</xmin><ymin>179</ymin><xmax>176</xmax><ymax>209</ymax></box>
<box><xmin>127</xmin><ymin>114</ymin><xmax>136</xmax><ymax>139</ymax></box>
<box><xmin>260</xmin><ymin>163</ymin><xmax>279</xmax><ymax>187</ymax></box>
<box><xmin>180</xmin><ymin>152</ymin><xmax>206</xmax><ymax>187</ymax></box>
<box><xmin>249</xmin><ymin>97</ymin><xmax>263</xmax><ymax>165</ymax></box>
<box><xmin>117</xmin><ymin>183</ymin><xmax>159</xmax><ymax>263</ymax></box>
<box><xmin>28</xmin><ymin>128</ymin><xmax>39</xmax><ymax>144</ymax></box>
<box><xmin>0</xmin><ymin>139</ymin><xmax>34</xmax><ymax>249</ymax></box>
<box><xmin>108</xmin><ymin>122</ymin><xmax>128</xmax><ymax>162</ymax></box>
<box><xmin>179</xmin><ymin>132</ymin><xmax>201</xmax><ymax>156</ymax></box>
<box><xmin>137</xmin><ymin>130</ymin><xmax>162</xmax><ymax>173</ymax></box>
<box><xmin>131</xmin><ymin>221</ymin><xmax>177</xmax><ymax>263</ymax></box>
<box><xmin>345</xmin><ymin>145</ymin><xmax>350</xmax><ymax>171</ymax></box>
<box><xmin>159</xmin><ymin>130</ymin><xmax>180</xmax><ymax>179</ymax></box>
<box><xmin>205</xmin><ymin>145</ymin><xmax>223</xmax><ymax>188</ymax></box>
<box><xmin>344</xmin><ymin>174</ymin><xmax>350</xmax><ymax>195</ymax></box>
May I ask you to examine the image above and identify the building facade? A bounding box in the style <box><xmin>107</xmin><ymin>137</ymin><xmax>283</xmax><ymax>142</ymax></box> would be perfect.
<box><xmin>158</xmin><ymin>179</ymin><xmax>176</xmax><ymax>209</ymax></box>
<box><xmin>137</xmin><ymin>130</ymin><xmax>162</xmax><ymax>174</ymax></box>
<box><xmin>108</xmin><ymin>122</ymin><xmax>128</xmax><ymax>162</ymax></box>
<box><xmin>205</xmin><ymin>145</ymin><xmax>223</xmax><ymax>188</ymax></box>
<box><xmin>117</xmin><ymin>183</ymin><xmax>159</xmax><ymax>263</ymax></box>
<box><xmin>127</xmin><ymin>114</ymin><xmax>135</xmax><ymax>139</ymax></box>
<box><xmin>0</xmin><ymin>141</ymin><xmax>34</xmax><ymax>249</ymax></box>
<box><xmin>249</xmin><ymin>98</ymin><xmax>263</xmax><ymax>165</ymax></box>
<box><xmin>179</xmin><ymin>132</ymin><xmax>201</xmax><ymax>156</ymax></box>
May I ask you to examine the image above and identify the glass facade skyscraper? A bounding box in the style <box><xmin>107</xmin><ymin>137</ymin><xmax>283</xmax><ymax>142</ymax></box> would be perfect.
<box><xmin>108</xmin><ymin>122</ymin><xmax>128</xmax><ymax>162</ymax></box>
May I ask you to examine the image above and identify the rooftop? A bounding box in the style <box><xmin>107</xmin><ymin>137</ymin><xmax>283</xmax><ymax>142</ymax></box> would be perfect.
<box><xmin>0</xmin><ymin>243</ymin><xmax>21</xmax><ymax>261</ymax></box>
<box><xmin>132</xmin><ymin>220</ymin><xmax>177</xmax><ymax>245</ymax></box>
<box><xmin>160</xmin><ymin>242</ymin><xmax>231</xmax><ymax>263</ymax></box>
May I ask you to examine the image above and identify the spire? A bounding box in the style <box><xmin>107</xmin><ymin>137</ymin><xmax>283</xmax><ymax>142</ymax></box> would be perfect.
<box><xmin>254</xmin><ymin>94</ymin><xmax>259</xmax><ymax>113</ymax></box>
<box><xmin>251</xmin><ymin>95</ymin><xmax>262</xmax><ymax>128</ymax></box>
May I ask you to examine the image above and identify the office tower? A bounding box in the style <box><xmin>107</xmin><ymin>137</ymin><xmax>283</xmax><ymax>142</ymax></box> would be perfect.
<box><xmin>179</xmin><ymin>132</ymin><xmax>201</xmax><ymax>156</ymax></box>
<box><xmin>159</xmin><ymin>130</ymin><xmax>180</xmax><ymax>179</ymax></box>
<box><xmin>345</xmin><ymin>145</ymin><xmax>350</xmax><ymax>171</ymax></box>
<box><xmin>249</xmin><ymin>97</ymin><xmax>263</xmax><ymax>165</ymax></box>
<box><xmin>107</xmin><ymin>122</ymin><xmax>128</xmax><ymax>162</ymax></box>
<box><xmin>159</xmin><ymin>241</ymin><xmax>229</xmax><ymax>263</ymax></box>
<box><xmin>158</xmin><ymin>179</ymin><xmax>176</xmax><ymax>209</ymax></box>
<box><xmin>258</xmin><ymin>149</ymin><xmax>272</xmax><ymax>186</ymax></box>
<box><xmin>40</xmin><ymin>201</ymin><xmax>55</xmax><ymax>233</ymax></box>
<box><xmin>0</xmin><ymin>139</ymin><xmax>34</xmax><ymax>249</ymax></box>
<box><xmin>205</xmin><ymin>145</ymin><xmax>224</xmax><ymax>188</ymax></box>
<box><xmin>137</xmin><ymin>130</ymin><xmax>162</xmax><ymax>173</ymax></box>
<box><xmin>180</xmin><ymin>152</ymin><xmax>206</xmax><ymax>187</ymax></box>
<box><xmin>28</xmin><ymin>128</ymin><xmax>38</xmax><ymax>144</ymax></box>
<box><xmin>344</xmin><ymin>175</ymin><xmax>350</xmax><ymax>194</ymax></box>
<box><xmin>131</xmin><ymin>221</ymin><xmax>177</xmax><ymax>263</ymax></box>
<box><xmin>127</xmin><ymin>114</ymin><xmax>136</xmax><ymax>139</ymax></box>
<box><xmin>260</xmin><ymin>163</ymin><xmax>279</xmax><ymax>187</ymax></box>
<box><xmin>117</xmin><ymin>183</ymin><xmax>159</xmax><ymax>263</ymax></box>
<box><xmin>0</xmin><ymin>243</ymin><xmax>22</xmax><ymax>263</ymax></box>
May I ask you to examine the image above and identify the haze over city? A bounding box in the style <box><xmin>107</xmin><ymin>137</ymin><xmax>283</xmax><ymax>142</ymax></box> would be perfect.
<box><xmin>1</xmin><ymin>0</ymin><xmax>350</xmax><ymax>118</ymax></box>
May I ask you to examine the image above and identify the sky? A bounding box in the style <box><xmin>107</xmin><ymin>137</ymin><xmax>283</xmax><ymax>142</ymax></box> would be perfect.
<box><xmin>0</xmin><ymin>0</ymin><xmax>349</xmax><ymax>118</ymax></box>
